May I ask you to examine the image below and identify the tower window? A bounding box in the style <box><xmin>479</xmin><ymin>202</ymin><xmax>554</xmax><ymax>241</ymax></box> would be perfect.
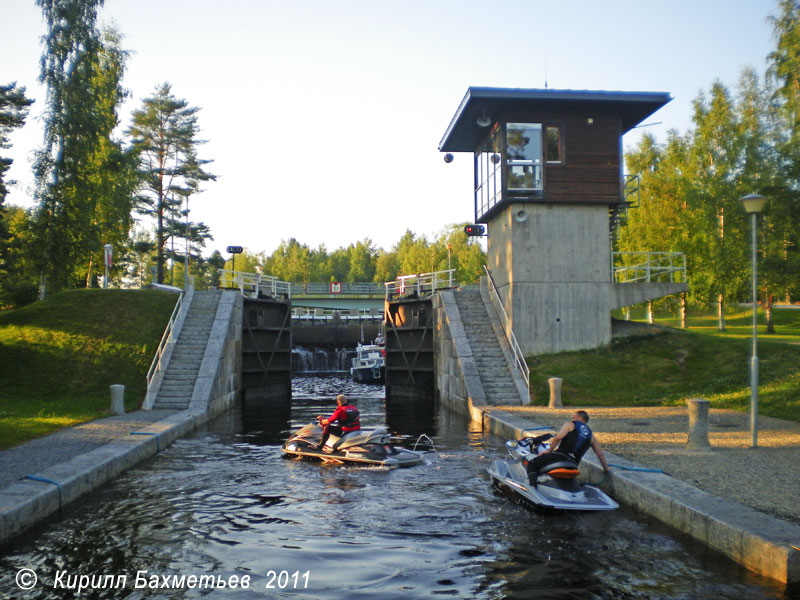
<box><xmin>546</xmin><ymin>125</ymin><xmax>562</xmax><ymax>164</ymax></box>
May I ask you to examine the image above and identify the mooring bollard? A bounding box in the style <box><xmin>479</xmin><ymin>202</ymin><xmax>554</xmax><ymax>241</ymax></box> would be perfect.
<box><xmin>686</xmin><ymin>397</ymin><xmax>711</xmax><ymax>450</ymax></box>
<box><xmin>110</xmin><ymin>384</ymin><xmax>125</xmax><ymax>415</ymax></box>
<box><xmin>548</xmin><ymin>377</ymin><xmax>563</xmax><ymax>408</ymax></box>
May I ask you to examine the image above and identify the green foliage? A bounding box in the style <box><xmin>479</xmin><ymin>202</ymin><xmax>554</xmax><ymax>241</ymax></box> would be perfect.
<box><xmin>32</xmin><ymin>1</ymin><xmax>136</xmax><ymax>296</ymax></box>
<box><xmin>0</xmin><ymin>289</ymin><xmax>178</xmax><ymax>448</ymax></box>
<box><xmin>0</xmin><ymin>82</ymin><xmax>34</xmax><ymax>205</ymax></box>
<box><xmin>0</xmin><ymin>84</ymin><xmax>34</xmax><ymax>304</ymax></box>
<box><xmin>623</xmin><ymin>64</ymin><xmax>797</xmax><ymax>309</ymax></box>
<box><xmin>127</xmin><ymin>83</ymin><xmax>216</xmax><ymax>285</ymax></box>
<box><xmin>225</xmin><ymin>224</ymin><xmax>487</xmax><ymax>284</ymax></box>
<box><xmin>527</xmin><ymin>308</ymin><xmax>800</xmax><ymax>423</ymax></box>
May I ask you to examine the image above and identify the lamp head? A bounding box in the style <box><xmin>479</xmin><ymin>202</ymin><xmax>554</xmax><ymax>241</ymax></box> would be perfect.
<box><xmin>740</xmin><ymin>193</ymin><xmax>767</xmax><ymax>214</ymax></box>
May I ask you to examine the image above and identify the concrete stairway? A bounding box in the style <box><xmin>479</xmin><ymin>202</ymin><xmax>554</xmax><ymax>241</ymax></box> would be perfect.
<box><xmin>453</xmin><ymin>288</ymin><xmax>520</xmax><ymax>405</ymax></box>
<box><xmin>151</xmin><ymin>291</ymin><xmax>221</xmax><ymax>411</ymax></box>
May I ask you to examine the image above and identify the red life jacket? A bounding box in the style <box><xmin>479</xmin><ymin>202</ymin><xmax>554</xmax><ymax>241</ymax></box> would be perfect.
<box><xmin>330</xmin><ymin>405</ymin><xmax>361</xmax><ymax>432</ymax></box>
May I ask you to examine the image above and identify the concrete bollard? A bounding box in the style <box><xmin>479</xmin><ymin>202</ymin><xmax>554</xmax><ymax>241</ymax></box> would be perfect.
<box><xmin>110</xmin><ymin>384</ymin><xmax>125</xmax><ymax>415</ymax></box>
<box><xmin>548</xmin><ymin>377</ymin><xmax>563</xmax><ymax>408</ymax></box>
<box><xmin>686</xmin><ymin>397</ymin><xmax>711</xmax><ymax>450</ymax></box>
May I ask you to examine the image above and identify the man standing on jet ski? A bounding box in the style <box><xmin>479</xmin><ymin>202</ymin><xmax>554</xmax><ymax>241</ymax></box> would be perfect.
<box><xmin>527</xmin><ymin>410</ymin><xmax>611</xmax><ymax>481</ymax></box>
<box><xmin>317</xmin><ymin>394</ymin><xmax>360</xmax><ymax>449</ymax></box>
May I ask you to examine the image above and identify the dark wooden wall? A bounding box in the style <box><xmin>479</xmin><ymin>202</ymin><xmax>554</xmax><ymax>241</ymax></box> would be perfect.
<box><xmin>503</xmin><ymin>106</ymin><xmax>623</xmax><ymax>205</ymax></box>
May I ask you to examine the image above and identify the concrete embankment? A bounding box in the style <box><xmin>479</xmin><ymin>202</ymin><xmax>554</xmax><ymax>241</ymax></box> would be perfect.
<box><xmin>458</xmin><ymin>403</ymin><xmax>800</xmax><ymax>585</ymax></box>
<box><xmin>0</xmin><ymin>291</ymin><xmax>242</xmax><ymax>547</ymax></box>
<box><xmin>432</xmin><ymin>285</ymin><xmax>799</xmax><ymax>585</ymax></box>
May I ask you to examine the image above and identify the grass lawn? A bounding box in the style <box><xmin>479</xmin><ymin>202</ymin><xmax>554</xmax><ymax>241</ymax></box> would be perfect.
<box><xmin>0</xmin><ymin>289</ymin><xmax>178</xmax><ymax>449</ymax></box>
<box><xmin>527</xmin><ymin>306</ymin><xmax>800</xmax><ymax>423</ymax></box>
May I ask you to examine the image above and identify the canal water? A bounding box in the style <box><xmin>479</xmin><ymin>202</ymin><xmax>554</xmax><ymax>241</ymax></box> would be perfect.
<box><xmin>1</xmin><ymin>376</ymin><xmax>794</xmax><ymax>599</ymax></box>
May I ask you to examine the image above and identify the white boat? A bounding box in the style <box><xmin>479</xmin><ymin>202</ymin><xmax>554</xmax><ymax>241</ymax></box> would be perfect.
<box><xmin>350</xmin><ymin>342</ymin><xmax>385</xmax><ymax>384</ymax></box>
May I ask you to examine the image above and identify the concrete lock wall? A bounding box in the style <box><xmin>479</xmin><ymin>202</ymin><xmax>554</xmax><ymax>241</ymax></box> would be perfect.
<box><xmin>487</xmin><ymin>203</ymin><xmax>612</xmax><ymax>356</ymax></box>
<box><xmin>191</xmin><ymin>291</ymin><xmax>243</xmax><ymax>418</ymax></box>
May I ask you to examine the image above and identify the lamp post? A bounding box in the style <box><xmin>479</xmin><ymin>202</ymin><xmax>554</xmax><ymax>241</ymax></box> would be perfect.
<box><xmin>740</xmin><ymin>193</ymin><xmax>767</xmax><ymax>448</ymax></box>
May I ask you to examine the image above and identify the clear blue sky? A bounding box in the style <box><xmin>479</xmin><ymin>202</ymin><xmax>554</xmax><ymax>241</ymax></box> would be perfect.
<box><xmin>0</xmin><ymin>0</ymin><xmax>778</xmax><ymax>257</ymax></box>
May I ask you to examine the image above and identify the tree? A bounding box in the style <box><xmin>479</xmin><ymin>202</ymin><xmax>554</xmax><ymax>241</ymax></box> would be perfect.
<box><xmin>767</xmin><ymin>0</ymin><xmax>800</xmax><ymax>303</ymax></box>
<box><xmin>0</xmin><ymin>83</ymin><xmax>34</xmax><ymax>206</ymax></box>
<box><xmin>0</xmin><ymin>205</ymin><xmax>39</xmax><ymax>306</ymax></box>
<box><xmin>32</xmin><ymin>0</ymin><xmax>136</xmax><ymax>296</ymax></box>
<box><xmin>127</xmin><ymin>83</ymin><xmax>215</xmax><ymax>284</ymax></box>
<box><xmin>0</xmin><ymin>83</ymin><xmax>34</xmax><ymax>300</ymax></box>
<box><xmin>346</xmin><ymin>239</ymin><xmax>377</xmax><ymax>282</ymax></box>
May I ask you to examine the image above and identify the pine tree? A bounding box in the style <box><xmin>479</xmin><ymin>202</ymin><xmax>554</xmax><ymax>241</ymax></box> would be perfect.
<box><xmin>0</xmin><ymin>82</ymin><xmax>34</xmax><ymax>298</ymax></box>
<box><xmin>127</xmin><ymin>83</ymin><xmax>215</xmax><ymax>284</ymax></box>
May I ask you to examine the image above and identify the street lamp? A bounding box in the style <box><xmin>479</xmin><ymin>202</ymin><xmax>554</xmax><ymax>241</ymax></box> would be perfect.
<box><xmin>740</xmin><ymin>193</ymin><xmax>767</xmax><ymax>448</ymax></box>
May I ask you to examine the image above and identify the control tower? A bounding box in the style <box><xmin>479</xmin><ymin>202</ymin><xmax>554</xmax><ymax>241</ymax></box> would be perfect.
<box><xmin>440</xmin><ymin>87</ymin><xmax>683</xmax><ymax>355</ymax></box>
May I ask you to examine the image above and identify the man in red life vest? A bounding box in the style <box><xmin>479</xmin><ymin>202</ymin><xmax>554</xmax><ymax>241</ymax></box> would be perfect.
<box><xmin>317</xmin><ymin>394</ymin><xmax>360</xmax><ymax>449</ymax></box>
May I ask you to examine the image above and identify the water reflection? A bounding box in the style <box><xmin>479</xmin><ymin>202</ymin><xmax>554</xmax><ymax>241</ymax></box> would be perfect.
<box><xmin>0</xmin><ymin>376</ymin><xmax>793</xmax><ymax>599</ymax></box>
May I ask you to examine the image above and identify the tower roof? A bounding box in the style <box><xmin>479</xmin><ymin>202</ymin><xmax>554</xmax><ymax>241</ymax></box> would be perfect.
<box><xmin>439</xmin><ymin>87</ymin><xmax>672</xmax><ymax>152</ymax></box>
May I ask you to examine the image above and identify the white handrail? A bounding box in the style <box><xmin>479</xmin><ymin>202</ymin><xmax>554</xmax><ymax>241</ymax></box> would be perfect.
<box><xmin>146</xmin><ymin>292</ymin><xmax>184</xmax><ymax>389</ymax></box>
<box><xmin>483</xmin><ymin>266</ymin><xmax>530</xmax><ymax>393</ymax></box>
<box><xmin>384</xmin><ymin>269</ymin><xmax>455</xmax><ymax>299</ymax></box>
<box><xmin>612</xmin><ymin>251</ymin><xmax>686</xmax><ymax>284</ymax></box>
<box><xmin>220</xmin><ymin>269</ymin><xmax>291</xmax><ymax>298</ymax></box>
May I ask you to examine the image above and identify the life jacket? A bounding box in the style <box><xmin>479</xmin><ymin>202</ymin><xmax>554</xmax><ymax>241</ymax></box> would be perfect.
<box><xmin>556</xmin><ymin>420</ymin><xmax>593</xmax><ymax>463</ymax></box>
<box><xmin>339</xmin><ymin>405</ymin><xmax>361</xmax><ymax>432</ymax></box>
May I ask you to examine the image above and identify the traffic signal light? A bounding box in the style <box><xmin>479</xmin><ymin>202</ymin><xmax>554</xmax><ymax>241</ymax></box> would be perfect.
<box><xmin>464</xmin><ymin>224</ymin><xmax>486</xmax><ymax>236</ymax></box>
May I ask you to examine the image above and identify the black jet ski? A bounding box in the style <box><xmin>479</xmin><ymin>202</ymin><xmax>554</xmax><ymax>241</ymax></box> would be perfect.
<box><xmin>281</xmin><ymin>422</ymin><xmax>424</xmax><ymax>467</ymax></box>
<box><xmin>488</xmin><ymin>431</ymin><xmax>618</xmax><ymax>511</ymax></box>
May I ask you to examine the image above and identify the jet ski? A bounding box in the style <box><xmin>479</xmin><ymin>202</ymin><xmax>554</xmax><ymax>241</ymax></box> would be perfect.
<box><xmin>281</xmin><ymin>422</ymin><xmax>424</xmax><ymax>467</ymax></box>
<box><xmin>488</xmin><ymin>431</ymin><xmax>618</xmax><ymax>511</ymax></box>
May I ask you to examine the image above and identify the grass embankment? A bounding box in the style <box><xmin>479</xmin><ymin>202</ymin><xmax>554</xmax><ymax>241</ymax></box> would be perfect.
<box><xmin>0</xmin><ymin>289</ymin><xmax>178</xmax><ymax>450</ymax></box>
<box><xmin>528</xmin><ymin>307</ymin><xmax>800</xmax><ymax>423</ymax></box>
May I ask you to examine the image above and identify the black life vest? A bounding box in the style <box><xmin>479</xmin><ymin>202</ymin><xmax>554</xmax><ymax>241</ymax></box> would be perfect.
<box><xmin>340</xmin><ymin>406</ymin><xmax>360</xmax><ymax>431</ymax></box>
<box><xmin>557</xmin><ymin>420</ymin><xmax>593</xmax><ymax>463</ymax></box>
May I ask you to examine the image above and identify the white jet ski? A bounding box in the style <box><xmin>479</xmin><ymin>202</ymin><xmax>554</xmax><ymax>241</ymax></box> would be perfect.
<box><xmin>488</xmin><ymin>431</ymin><xmax>618</xmax><ymax>511</ymax></box>
<box><xmin>282</xmin><ymin>422</ymin><xmax>423</xmax><ymax>467</ymax></box>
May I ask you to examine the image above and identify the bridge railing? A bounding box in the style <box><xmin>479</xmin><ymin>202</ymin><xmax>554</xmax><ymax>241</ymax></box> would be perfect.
<box><xmin>483</xmin><ymin>266</ymin><xmax>530</xmax><ymax>394</ymax></box>
<box><xmin>292</xmin><ymin>282</ymin><xmax>385</xmax><ymax>296</ymax></box>
<box><xmin>612</xmin><ymin>252</ymin><xmax>687</xmax><ymax>284</ymax></box>
<box><xmin>220</xmin><ymin>269</ymin><xmax>291</xmax><ymax>298</ymax></box>
<box><xmin>292</xmin><ymin>306</ymin><xmax>384</xmax><ymax>323</ymax></box>
<box><xmin>385</xmin><ymin>269</ymin><xmax>456</xmax><ymax>300</ymax></box>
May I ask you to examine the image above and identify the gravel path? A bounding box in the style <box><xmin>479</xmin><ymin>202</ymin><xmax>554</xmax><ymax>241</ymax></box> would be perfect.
<box><xmin>499</xmin><ymin>406</ymin><xmax>800</xmax><ymax>526</ymax></box>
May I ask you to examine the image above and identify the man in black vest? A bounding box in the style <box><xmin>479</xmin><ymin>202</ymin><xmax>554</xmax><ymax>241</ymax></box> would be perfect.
<box><xmin>526</xmin><ymin>410</ymin><xmax>611</xmax><ymax>484</ymax></box>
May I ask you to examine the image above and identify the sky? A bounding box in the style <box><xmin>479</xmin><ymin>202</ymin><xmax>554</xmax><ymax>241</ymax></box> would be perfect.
<box><xmin>0</xmin><ymin>0</ymin><xmax>779</xmax><ymax>258</ymax></box>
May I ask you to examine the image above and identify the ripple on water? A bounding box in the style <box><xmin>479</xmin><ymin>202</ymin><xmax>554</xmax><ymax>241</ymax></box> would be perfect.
<box><xmin>0</xmin><ymin>376</ymin><xmax>792</xmax><ymax>600</ymax></box>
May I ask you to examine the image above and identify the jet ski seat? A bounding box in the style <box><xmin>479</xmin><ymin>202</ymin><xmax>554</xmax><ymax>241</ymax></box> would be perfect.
<box><xmin>526</xmin><ymin>456</ymin><xmax>581</xmax><ymax>486</ymax></box>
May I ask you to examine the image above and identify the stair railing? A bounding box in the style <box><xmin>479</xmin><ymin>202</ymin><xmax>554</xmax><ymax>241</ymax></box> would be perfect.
<box><xmin>483</xmin><ymin>266</ymin><xmax>530</xmax><ymax>392</ymax></box>
<box><xmin>146</xmin><ymin>292</ymin><xmax>184</xmax><ymax>391</ymax></box>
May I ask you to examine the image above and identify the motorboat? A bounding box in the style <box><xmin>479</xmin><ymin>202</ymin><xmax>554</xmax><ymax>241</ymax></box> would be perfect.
<box><xmin>350</xmin><ymin>342</ymin><xmax>385</xmax><ymax>384</ymax></box>
<box><xmin>281</xmin><ymin>422</ymin><xmax>423</xmax><ymax>467</ymax></box>
<box><xmin>487</xmin><ymin>431</ymin><xmax>618</xmax><ymax>511</ymax></box>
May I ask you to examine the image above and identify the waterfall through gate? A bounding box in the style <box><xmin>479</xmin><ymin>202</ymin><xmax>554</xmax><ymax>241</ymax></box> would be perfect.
<box><xmin>292</xmin><ymin>346</ymin><xmax>355</xmax><ymax>375</ymax></box>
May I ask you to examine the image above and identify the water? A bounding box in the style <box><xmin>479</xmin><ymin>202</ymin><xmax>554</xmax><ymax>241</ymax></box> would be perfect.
<box><xmin>0</xmin><ymin>376</ymin><xmax>795</xmax><ymax>599</ymax></box>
